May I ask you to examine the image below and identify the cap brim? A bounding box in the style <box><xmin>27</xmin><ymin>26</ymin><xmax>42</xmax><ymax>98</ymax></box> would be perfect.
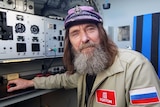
<box><xmin>65</xmin><ymin>19</ymin><xmax>100</xmax><ymax>29</ymax></box>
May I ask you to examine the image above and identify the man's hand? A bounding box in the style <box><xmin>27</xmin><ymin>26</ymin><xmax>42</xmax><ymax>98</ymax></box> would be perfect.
<box><xmin>7</xmin><ymin>78</ymin><xmax>34</xmax><ymax>92</ymax></box>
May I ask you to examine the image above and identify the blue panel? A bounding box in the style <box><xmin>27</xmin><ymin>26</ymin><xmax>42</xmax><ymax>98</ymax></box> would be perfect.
<box><xmin>158</xmin><ymin>33</ymin><xmax>160</xmax><ymax>78</ymax></box>
<box><xmin>158</xmin><ymin>17</ymin><xmax>160</xmax><ymax>78</ymax></box>
<box><xmin>132</xmin><ymin>16</ymin><xmax>137</xmax><ymax>50</ymax></box>
<box><xmin>142</xmin><ymin>14</ymin><xmax>152</xmax><ymax>60</ymax></box>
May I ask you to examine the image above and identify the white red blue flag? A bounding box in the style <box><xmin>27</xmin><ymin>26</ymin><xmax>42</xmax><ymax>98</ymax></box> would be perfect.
<box><xmin>130</xmin><ymin>87</ymin><xmax>160</xmax><ymax>105</ymax></box>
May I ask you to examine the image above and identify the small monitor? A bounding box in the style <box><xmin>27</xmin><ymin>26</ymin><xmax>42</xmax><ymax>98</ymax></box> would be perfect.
<box><xmin>103</xmin><ymin>3</ymin><xmax>111</xmax><ymax>9</ymax></box>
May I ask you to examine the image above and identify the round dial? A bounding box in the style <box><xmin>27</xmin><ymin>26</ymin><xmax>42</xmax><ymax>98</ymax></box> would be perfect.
<box><xmin>30</xmin><ymin>25</ymin><xmax>39</xmax><ymax>34</ymax></box>
<box><xmin>15</xmin><ymin>23</ymin><xmax>26</xmax><ymax>33</ymax></box>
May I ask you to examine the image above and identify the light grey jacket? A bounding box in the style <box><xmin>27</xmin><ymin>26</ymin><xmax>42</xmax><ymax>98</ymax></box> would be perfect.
<box><xmin>33</xmin><ymin>49</ymin><xmax>160</xmax><ymax>107</ymax></box>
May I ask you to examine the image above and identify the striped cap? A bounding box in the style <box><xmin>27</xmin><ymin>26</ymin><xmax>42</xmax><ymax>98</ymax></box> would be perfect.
<box><xmin>64</xmin><ymin>6</ymin><xmax>103</xmax><ymax>29</ymax></box>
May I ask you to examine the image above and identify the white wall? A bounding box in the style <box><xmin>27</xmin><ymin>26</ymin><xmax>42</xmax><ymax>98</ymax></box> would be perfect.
<box><xmin>96</xmin><ymin>0</ymin><xmax>160</xmax><ymax>48</ymax></box>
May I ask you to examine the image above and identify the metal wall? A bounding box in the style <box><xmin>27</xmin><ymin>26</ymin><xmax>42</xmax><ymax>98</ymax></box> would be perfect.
<box><xmin>133</xmin><ymin>12</ymin><xmax>160</xmax><ymax>78</ymax></box>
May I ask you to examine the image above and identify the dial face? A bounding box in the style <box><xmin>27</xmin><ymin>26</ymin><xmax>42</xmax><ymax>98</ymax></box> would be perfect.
<box><xmin>30</xmin><ymin>25</ymin><xmax>39</xmax><ymax>34</ymax></box>
<box><xmin>15</xmin><ymin>23</ymin><xmax>26</xmax><ymax>33</ymax></box>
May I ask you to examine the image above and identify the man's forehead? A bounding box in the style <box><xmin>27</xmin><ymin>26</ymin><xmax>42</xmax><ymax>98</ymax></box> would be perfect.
<box><xmin>69</xmin><ymin>23</ymin><xmax>97</xmax><ymax>30</ymax></box>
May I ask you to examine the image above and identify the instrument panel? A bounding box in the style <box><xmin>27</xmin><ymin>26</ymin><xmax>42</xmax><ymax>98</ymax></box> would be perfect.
<box><xmin>0</xmin><ymin>8</ymin><xmax>65</xmax><ymax>62</ymax></box>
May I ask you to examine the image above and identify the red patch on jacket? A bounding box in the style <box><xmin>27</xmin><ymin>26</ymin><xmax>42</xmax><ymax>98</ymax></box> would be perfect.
<box><xmin>96</xmin><ymin>89</ymin><xmax>116</xmax><ymax>106</ymax></box>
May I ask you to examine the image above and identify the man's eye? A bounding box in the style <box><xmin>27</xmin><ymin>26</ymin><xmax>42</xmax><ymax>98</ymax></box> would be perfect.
<box><xmin>86</xmin><ymin>27</ymin><xmax>95</xmax><ymax>32</ymax></box>
<box><xmin>70</xmin><ymin>32</ymin><xmax>79</xmax><ymax>37</ymax></box>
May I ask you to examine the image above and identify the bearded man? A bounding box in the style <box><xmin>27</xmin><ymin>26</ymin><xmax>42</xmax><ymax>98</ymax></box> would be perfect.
<box><xmin>8</xmin><ymin>6</ymin><xmax>160</xmax><ymax>107</ymax></box>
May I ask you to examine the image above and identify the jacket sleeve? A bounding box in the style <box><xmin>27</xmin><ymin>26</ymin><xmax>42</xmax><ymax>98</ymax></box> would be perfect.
<box><xmin>32</xmin><ymin>72</ymin><xmax>80</xmax><ymax>89</ymax></box>
<box><xmin>125</xmin><ymin>53</ymin><xmax>160</xmax><ymax>107</ymax></box>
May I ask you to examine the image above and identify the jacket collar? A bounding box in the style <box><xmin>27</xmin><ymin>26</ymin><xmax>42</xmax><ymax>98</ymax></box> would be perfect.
<box><xmin>93</xmin><ymin>55</ymin><xmax>124</xmax><ymax>89</ymax></box>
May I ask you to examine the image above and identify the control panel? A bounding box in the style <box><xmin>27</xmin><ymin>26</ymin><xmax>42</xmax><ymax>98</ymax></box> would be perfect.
<box><xmin>0</xmin><ymin>0</ymin><xmax>34</xmax><ymax>14</ymax></box>
<box><xmin>44</xmin><ymin>18</ymin><xmax>64</xmax><ymax>57</ymax></box>
<box><xmin>0</xmin><ymin>8</ymin><xmax>65</xmax><ymax>62</ymax></box>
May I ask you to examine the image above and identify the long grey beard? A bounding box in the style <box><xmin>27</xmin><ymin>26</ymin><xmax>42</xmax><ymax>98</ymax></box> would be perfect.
<box><xmin>73</xmin><ymin>45</ymin><xmax>108</xmax><ymax>75</ymax></box>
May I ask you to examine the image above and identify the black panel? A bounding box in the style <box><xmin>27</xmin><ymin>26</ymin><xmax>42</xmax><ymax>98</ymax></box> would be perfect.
<box><xmin>0</xmin><ymin>12</ymin><xmax>13</xmax><ymax>40</ymax></box>
<box><xmin>136</xmin><ymin>15</ymin><xmax>143</xmax><ymax>52</ymax></box>
<box><xmin>32</xmin><ymin>43</ymin><xmax>40</xmax><ymax>52</ymax></box>
<box><xmin>16</xmin><ymin>43</ymin><xmax>26</xmax><ymax>52</ymax></box>
<box><xmin>151</xmin><ymin>13</ymin><xmax>160</xmax><ymax>73</ymax></box>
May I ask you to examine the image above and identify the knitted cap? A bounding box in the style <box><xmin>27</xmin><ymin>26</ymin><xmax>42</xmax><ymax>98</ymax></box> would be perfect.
<box><xmin>64</xmin><ymin>6</ymin><xmax>103</xmax><ymax>29</ymax></box>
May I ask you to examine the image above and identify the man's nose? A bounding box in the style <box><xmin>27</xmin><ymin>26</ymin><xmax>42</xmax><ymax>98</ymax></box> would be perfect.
<box><xmin>81</xmin><ymin>33</ymin><xmax>89</xmax><ymax>43</ymax></box>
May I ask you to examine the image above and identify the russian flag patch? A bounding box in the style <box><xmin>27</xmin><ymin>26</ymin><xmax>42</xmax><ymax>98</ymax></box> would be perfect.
<box><xmin>130</xmin><ymin>87</ymin><xmax>160</xmax><ymax>105</ymax></box>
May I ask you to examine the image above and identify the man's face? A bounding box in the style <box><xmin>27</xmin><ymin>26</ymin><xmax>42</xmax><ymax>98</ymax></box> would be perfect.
<box><xmin>69</xmin><ymin>23</ymin><xmax>100</xmax><ymax>55</ymax></box>
<box><xmin>68</xmin><ymin>23</ymin><xmax>108</xmax><ymax>75</ymax></box>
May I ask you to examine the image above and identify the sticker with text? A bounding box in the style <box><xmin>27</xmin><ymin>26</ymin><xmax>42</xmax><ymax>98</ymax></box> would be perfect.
<box><xmin>96</xmin><ymin>89</ymin><xmax>116</xmax><ymax>106</ymax></box>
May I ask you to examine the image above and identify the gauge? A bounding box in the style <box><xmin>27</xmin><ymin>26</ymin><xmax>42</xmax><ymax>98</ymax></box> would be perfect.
<box><xmin>15</xmin><ymin>23</ymin><xmax>26</xmax><ymax>33</ymax></box>
<box><xmin>30</xmin><ymin>25</ymin><xmax>39</xmax><ymax>34</ymax></box>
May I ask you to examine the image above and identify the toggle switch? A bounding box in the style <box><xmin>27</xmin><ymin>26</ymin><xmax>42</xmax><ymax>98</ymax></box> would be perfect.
<box><xmin>48</xmin><ymin>48</ymin><xmax>57</xmax><ymax>52</ymax></box>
